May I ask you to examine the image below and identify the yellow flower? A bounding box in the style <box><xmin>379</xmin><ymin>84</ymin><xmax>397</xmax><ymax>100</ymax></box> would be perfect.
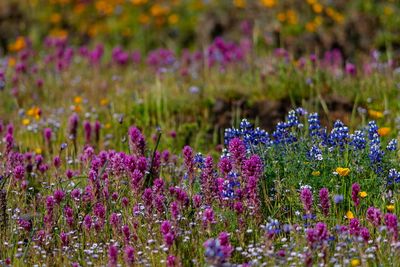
<box><xmin>131</xmin><ymin>0</ymin><xmax>147</xmax><ymax>5</ymax></box>
<box><xmin>346</xmin><ymin>210</ymin><xmax>354</xmax><ymax>219</ymax></box>
<box><xmin>168</xmin><ymin>14</ymin><xmax>179</xmax><ymax>25</ymax></box>
<box><xmin>368</xmin><ymin>110</ymin><xmax>384</xmax><ymax>119</ymax></box>
<box><xmin>377</xmin><ymin>127</ymin><xmax>390</xmax><ymax>137</ymax></box>
<box><xmin>312</xmin><ymin>3</ymin><xmax>323</xmax><ymax>14</ymax></box>
<box><xmin>260</xmin><ymin>0</ymin><xmax>276</xmax><ymax>8</ymax></box>
<box><xmin>27</xmin><ymin>106</ymin><xmax>41</xmax><ymax>120</ymax></box>
<box><xmin>22</xmin><ymin>119</ymin><xmax>30</xmax><ymax>126</ymax></box>
<box><xmin>336</xmin><ymin>167</ymin><xmax>350</xmax><ymax>177</ymax></box>
<box><xmin>100</xmin><ymin>98</ymin><xmax>109</xmax><ymax>106</ymax></box>
<box><xmin>105</xmin><ymin>123</ymin><xmax>112</xmax><ymax>129</ymax></box>
<box><xmin>150</xmin><ymin>4</ymin><xmax>169</xmax><ymax>17</ymax></box>
<box><xmin>359</xmin><ymin>191</ymin><xmax>367</xmax><ymax>198</ymax></box>
<box><xmin>351</xmin><ymin>259</ymin><xmax>361</xmax><ymax>267</ymax></box>
<box><xmin>234</xmin><ymin>0</ymin><xmax>246</xmax><ymax>8</ymax></box>
<box><xmin>35</xmin><ymin>148</ymin><xmax>42</xmax><ymax>154</ymax></box>
<box><xmin>286</xmin><ymin>10</ymin><xmax>298</xmax><ymax>25</ymax></box>
<box><xmin>311</xmin><ymin>171</ymin><xmax>320</xmax><ymax>176</ymax></box>
<box><xmin>74</xmin><ymin>96</ymin><xmax>82</xmax><ymax>104</ymax></box>
<box><xmin>387</xmin><ymin>205</ymin><xmax>395</xmax><ymax>212</ymax></box>
<box><xmin>8</xmin><ymin>57</ymin><xmax>16</xmax><ymax>67</ymax></box>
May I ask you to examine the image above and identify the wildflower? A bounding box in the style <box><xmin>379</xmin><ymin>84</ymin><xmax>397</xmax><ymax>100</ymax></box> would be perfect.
<box><xmin>300</xmin><ymin>188</ymin><xmax>313</xmax><ymax>213</ymax></box>
<box><xmin>128</xmin><ymin>126</ymin><xmax>146</xmax><ymax>156</ymax></box>
<box><xmin>387</xmin><ymin>205</ymin><xmax>395</xmax><ymax>212</ymax></box>
<box><xmin>311</xmin><ymin>171</ymin><xmax>320</xmax><ymax>176</ymax></box>
<box><xmin>83</xmin><ymin>120</ymin><xmax>92</xmax><ymax>144</ymax></box>
<box><xmin>22</xmin><ymin>118</ymin><xmax>30</xmax><ymax>126</ymax></box>
<box><xmin>368</xmin><ymin>110</ymin><xmax>384</xmax><ymax>119</ymax></box>
<box><xmin>74</xmin><ymin>96</ymin><xmax>82</xmax><ymax>104</ymax></box>
<box><xmin>387</xmin><ymin>139</ymin><xmax>398</xmax><ymax>151</ymax></box>
<box><xmin>384</xmin><ymin>213</ymin><xmax>399</xmax><ymax>240</ymax></box>
<box><xmin>366</xmin><ymin>207</ymin><xmax>382</xmax><ymax>227</ymax></box>
<box><xmin>319</xmin><ymin>188</ymin><xmax>330</xmax><ymax>216</ymax></box>
<box><xmin>351</xmin><ymin>259</ymin><xmax>361</xmax><ymax>266</ymax></box>
<box><xmin>378</xmin><ymin>127</ymin><xmax>391</xmax><ymax>137</ymax></box>
<box><xmin>359</xmin><ymin>191</ymin><xmax>367</xmax><ymax>198</ymax></box>
<box><xmin>349</xmin><ymin>218</ymin><xmax>361</xmax><ymax>236</ymax></box>
<box><xmin>108</xmin><ymin>244</ymin><xmax>118</xmax><ymax>267</ymax></box>
<box><xmin>203</xmin><ymin>233</ymin><xmax>233</xmax><ymax>265</ymax></box>
<box><xmin>183</xmin><ymin>145</ymin><xmax>195</xmax><ymax>181</ymax></box>
<box><xmin>336</xmin><ymin>167</ymin><xmax>350</xmax><ymax>177</ymax></box>
<box><xmin>260</xmin><ymin>0</ymin><xmax>276</xmax><ymax>8</ymax></box>
<box><xmin>351</xmin><ymin>183</ymin><xmax>361</xmax><ymax>207</ymax></box>
<box><xmin>228</xmin><ymin>138</ymin><xmax>246</xmax><ymax>168</ymax></box>
<box><xmin>124</xmin><ymin>246</ymin><xmax>135</xmax><ymax>265</ymax></box>
<box><xmin>360</xmin><ymin>227</ymin><xmax>370</xmax><ymax>242</ymax></box>
<box><xmin>346</xmin><ymin>211</ymin><xmax>354</xmax><ymax>220</ymax></box>
<box><xmin>68</xmin><ymin>113</ymin><xmax>79</xmax><ymax>140</ymax></box>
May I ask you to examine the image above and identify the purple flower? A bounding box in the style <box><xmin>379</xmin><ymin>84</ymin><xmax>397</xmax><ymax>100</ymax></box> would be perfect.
<box><xmin>43</xmin><ymin>127</ymin><xmax>52</xmax><ymax>143</ymax></box>
<box><xmin>384</xmin><ymin>213</ymin><xmax>399</xmax><ymax>241</ymax></box>
<box><xmin>83</xmin><ymin>120</ymin><xmax>92</xmax><ymax>144</ymax></box>
<box><xmin>351</xmin><ymin>183</ymin><xmax>361</xmax><ymax>207</ymax></box>
<box><xmin>183</xmin><ymin>145</ymin><xmax>194</xmax><ymax>181</ymax></box>
<box><xmin>349</xmin><ymin>218</ymin><xmax>361</xmax><ymax>236</ymax></box>
<box><xmin>366</xmin><ymin>206</ymin><xmax>382</xmax><ymax>227</ymax></box>
<box><xmin>360</xmin><ymin>227</ymin><xmax>370</xmax><ymax>242</ymax></box>
<box><xmin>218</xmin><ymin>157</ymin><xmax>232</xmax><ymax>175</ymax></box>
<box><xmin>128</xmin><ymin>126</ymin><xmax>146</xmax><ymax>156</ymax></box>
<box><xmin>319</xmin><ymin>188</ymin><xmax>330</xmax><ymax>216</ymax></box>
<box><xmin>161</xmin><ymin>220</ymin><xmax>172</xmax><ymax>235</ymax></box>
<box><xmin>83</xmin><ymin>215</ymin><xmax>92</xmax><ymax>231</ymax></box>
<box><xmin>108</xmin><ymin>244</ymin><xmax>118</xmax><ymax>267</ymax></box>
<box><xmin>228</xmin><ymin>138</ymin><xmax>246</xmax><ymax>168</ymax></box>
<box><xmin>300</xmin><ymin>188</ymin><xmax>313</xmax><ymax>213</ymax></box>
<box><xmin>124</xmin><ymin>246</ymin><xmax>135</xmax><ymax>265</ymax></box>
<box><xmin>53</xmin><ymin>189</ymin><xmax>65</xmax><ymax>204</ymax></box>
<box><xmin>68</xmin><ymin>113</ymin><xmax>79</xmax><ymax>140</ymax></box>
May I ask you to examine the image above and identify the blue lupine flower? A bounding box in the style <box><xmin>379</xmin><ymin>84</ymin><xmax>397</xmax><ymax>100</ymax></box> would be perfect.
<box><xmin>308</xmin><ymin>145</ymin><xmax>323</xmax><ymax>161</ymax></box>
<box><xmin>272</xmin><ymin>122</ymin><xmax>297</xmax><ymax>145</ymax></box>
<box><xmin>194</xmin><ymin>153</ymin><xmax>205</xmax><ymax>169</ymax></box>
<box><xmin>308</xmin><ymin>113</ymin><xmax>321</xmax><ymax>138</ymax></box>
<box><xmin>222</xmin><ymin>172</ymin><xmax>240</xmax><ymax>199</ymax></box>
<box><xmin>387</xmin><ymin>139</ymin><xmax>398</xmax><ymax>151</ymax></box>
<box><xmin>286</xmin><ymin>110</ymin><xmax>299</xmax><ymax>127</ymax></box>
<box><xmin>387</xmin><ymin>169</ymin><xmax>400</xmax><ymax>185</ymax></box>
<box><xmin>368</xmin><ymin>121</ymin><xmax>379</xmax><ymax>140</ymax></box>
<box><xmin>350</xmin><ymin>130</ymin><xmax>366</xmax><ymax>150</ymax></box>
<box><xmin>224</xmin><ymin>119</ymin><xmax>272</xmax><ymax>148</ymax></box>
<box><xmin>328</xmin><ymin>120</ymin><xmax>349</xmax><ymax>150</ymax></box>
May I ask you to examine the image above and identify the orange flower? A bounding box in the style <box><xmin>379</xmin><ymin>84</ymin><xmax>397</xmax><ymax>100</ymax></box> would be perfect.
<box><xmin>377</xmin><ymin>127</ymin><xmax>390</xmax><ymax>137</ymax></box>
<box><xmin>260</xmin><ymin>0</ymin><xmax>276</xmax><ymax>8</ymax></box>
<box><xmin>8</xmin><ymin>37</ymin><xmax>26</xmax><ymax>52</ymax></box>
<box><xmin>234</xmin><ymin>0</ymin><xmax>246</xmax><ymax>8</ymax></box>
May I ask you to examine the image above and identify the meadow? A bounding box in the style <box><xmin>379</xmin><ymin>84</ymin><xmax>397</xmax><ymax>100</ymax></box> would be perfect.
<box><xmin>1</xmin><ymin>1</ymin><xmax>400</xmax><ymax>267</ymax></box>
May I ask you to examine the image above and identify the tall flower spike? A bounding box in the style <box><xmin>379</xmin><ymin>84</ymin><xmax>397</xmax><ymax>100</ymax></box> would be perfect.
<box><xmin>128</xmin><ymin>126</ymin><xmax>146</xmax><ymax>156</ymax></box>
<box><xmin>319</xmin><ymin>188</ymin><xmax>330</xmax><ymax>216</ymax></box>
<box><xmin>300</xmin><ymin>188</ymin><xmax>313</xmax><ymax>213</ymax></box>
